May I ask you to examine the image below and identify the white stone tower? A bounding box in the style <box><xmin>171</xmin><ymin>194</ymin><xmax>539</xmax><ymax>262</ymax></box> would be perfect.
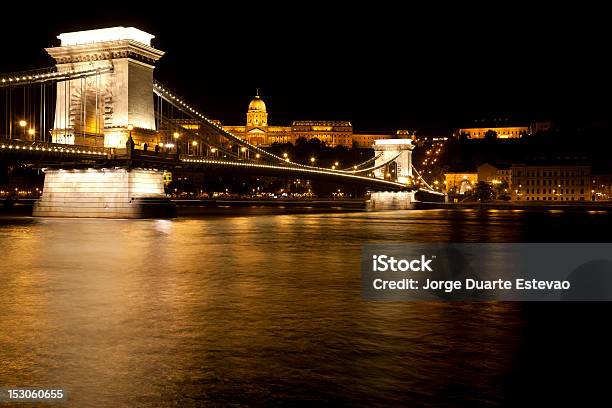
<box><xmin>373</xmin><ymin>139</ymin><xmax>414</xmax><ymax>184</ymax></box>
<box><xmin>368</xmin><ymin>139</ymin><xmax>416</xmax><ymax>210</ymax></box>
<box><xmin>33</xmin><ymin>27</ymin><xmax>171</xmax><ymax>219</ymax></box>
<box><xmin>45</xmin><ymin>27</ymin><xmax>164</xmax><ymax>148</ymax></box>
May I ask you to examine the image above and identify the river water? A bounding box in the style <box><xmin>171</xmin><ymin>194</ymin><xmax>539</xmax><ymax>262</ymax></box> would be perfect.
<box><xmin>1</xmin><ymin>208</ymin><xmax>611</xmax><ymax>407</ymax></box>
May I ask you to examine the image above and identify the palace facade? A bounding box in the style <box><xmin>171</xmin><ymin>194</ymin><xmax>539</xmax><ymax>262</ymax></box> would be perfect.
<box><xmin>218</xmin><ymin>92</ymin><xmax>394</xmax><ymax>148</ymax></box>
<box><xmin>454</xmin><ymin>121</ymin><xmax>551</xmax><ymax>140</ymax></box>
<box><xmin>458</xmin><ymin>126</ymin><xmax>529</xmax><ymax>139</ymax></box>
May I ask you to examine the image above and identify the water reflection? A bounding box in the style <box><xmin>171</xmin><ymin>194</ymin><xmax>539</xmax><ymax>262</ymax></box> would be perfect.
<box><xmin>0</xmin><ymin>209</ymin><xmax>610</xmax><ymax>406</ymax></box>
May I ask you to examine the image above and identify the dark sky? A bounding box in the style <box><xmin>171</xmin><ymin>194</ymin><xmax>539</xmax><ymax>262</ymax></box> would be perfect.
<box><xmin>0</xmin><ymin>5</ymin><xmax>608</xmax><ymax>134</ymax></box>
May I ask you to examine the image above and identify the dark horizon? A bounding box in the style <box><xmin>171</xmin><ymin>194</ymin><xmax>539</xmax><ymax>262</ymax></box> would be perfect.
<box><xmin>1</xmin><ymin>6</ymin><xmax>608</xmax><ymax>135</ymax></box>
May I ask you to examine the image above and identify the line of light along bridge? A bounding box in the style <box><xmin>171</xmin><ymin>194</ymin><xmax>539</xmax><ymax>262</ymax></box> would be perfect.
<box><xmin>0</xmin><ymin>138</ymin><xmax>412</xmax><ymax>191</ymax></box>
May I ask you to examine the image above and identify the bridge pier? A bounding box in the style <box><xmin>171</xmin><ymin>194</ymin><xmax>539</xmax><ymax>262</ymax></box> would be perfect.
<box><xmin>33</xmin><ymin>168</ymin><xmax>175</xmax><ymax>218</ymax></box>
<box><xmin>367</xmin><ymin>191</ymin><xmax>416</xmax><ymax>210</ymax></box>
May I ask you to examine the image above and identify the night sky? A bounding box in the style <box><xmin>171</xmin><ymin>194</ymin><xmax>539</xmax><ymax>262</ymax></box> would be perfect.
<box><xmin>0</xmin><ymin>5</ymin><xmax>608</xmax><ymax>135</ymax></box>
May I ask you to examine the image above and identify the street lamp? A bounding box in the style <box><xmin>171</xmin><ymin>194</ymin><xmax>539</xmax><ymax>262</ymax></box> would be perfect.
<box><xmin>18</xmin><ymin>120</ymin><xmax>27</xmax><ymax>139</ymax></box>
<box><xmin>334</xmin><ymin>161</ymin><xmax>339</xmax><ymax>166</ymax></box>
<box><xmin>172</xmin><ymin>132</ymin><xmax>180</xmax><ymax>152</ymax></box>
<box><xmin>191</xmin><ymin>140</ymin><xmax>198</xmax><ymax>155</ymax></box>
<box><xmin>255</xmin><ymin>153</ymin><xmax>260</xmax><ymax>159</ymax></box>
<box><xmin>310</xmin><ymin>157</ymin><xmax>316</xmax><ymax>164</ymax></box>
<box><xmin>283</xmin><ymin>152</ymin><xmax>288</xmax><ymax>158</ymax></box>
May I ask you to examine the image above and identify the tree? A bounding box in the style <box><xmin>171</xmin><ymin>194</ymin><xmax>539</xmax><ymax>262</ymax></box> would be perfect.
<box><xmin>484</xmin><ymin>130</ymin><xmax>498</xmax><ymax>140</ymax></box>
<box><xmin>495</xmin><ymin>181</ymin><xmax>510</xmax><ymax>200</ymax></box>
<box><xmin>472</xmin><ymin>181</ymin><xmax>494</xmax><ymax>202</ymax></box>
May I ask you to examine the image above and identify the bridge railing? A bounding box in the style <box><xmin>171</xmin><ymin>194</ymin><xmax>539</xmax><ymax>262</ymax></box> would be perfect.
<box><xmin>178</xmin><ymin>153</ymin><xmax>262</xmax><ymax>165</ymax></box>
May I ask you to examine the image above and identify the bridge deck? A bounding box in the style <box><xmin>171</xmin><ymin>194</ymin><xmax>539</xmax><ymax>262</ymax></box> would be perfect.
<box><xmin>0</xmin><ymin>138</ymin><xmax>413</xmax><ymax>191</ymax></box>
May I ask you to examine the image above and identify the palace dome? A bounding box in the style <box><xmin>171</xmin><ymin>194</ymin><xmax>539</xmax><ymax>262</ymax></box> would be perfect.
<box><xmin>248</xmin><ymin>94</ymin><xmax>266</xmax><ymax>112</ymax></box>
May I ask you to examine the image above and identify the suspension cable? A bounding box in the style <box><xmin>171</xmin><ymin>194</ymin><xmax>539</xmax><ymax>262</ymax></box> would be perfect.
<box><xmin>411</xmin><ymin>165</ymin><xmax>437</xmax><ymax>192</ymax></box>
<box><xmin>341</xmin><ymin>152</ymin><xmax>384</xmax><ymax>171</ymax></box>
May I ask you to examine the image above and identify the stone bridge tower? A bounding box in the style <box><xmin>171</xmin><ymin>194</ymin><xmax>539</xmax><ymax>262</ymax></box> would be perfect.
<box><xmin>33</xmin><ymin>27</ymin><xmax>171</xmax><ymax>219</ymax></box>
<box><xmin>45</xmin><ymin>27</ymin><xmax>164</xmax><ymax>148</ymax></box>
<box><xmin>368</xmin><ymin>139</ymin><xmax>416</xmax><ymax>210</ymax></box>
<box><xmin>373</xmin><ymin>139</ymin><xmax>414</xmax><ymax>184</ymax></box>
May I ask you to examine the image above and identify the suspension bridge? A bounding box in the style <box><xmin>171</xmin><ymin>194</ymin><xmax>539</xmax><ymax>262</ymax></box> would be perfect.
<box><xmin>0</xmin><ymin>26</ymin><xmax>442</xmax><ymax>217</ymax></box>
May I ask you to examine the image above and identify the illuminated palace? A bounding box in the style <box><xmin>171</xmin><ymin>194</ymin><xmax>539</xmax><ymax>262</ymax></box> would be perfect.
<box><xmin>216</xmin><ymin>92</ymin><xmax>394</xmax><ymax>148</ymax></box>
<box><xmin>454</xmin><ymin>121</ymin><xmax>552</xmax><ymax>140</ymax></box>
